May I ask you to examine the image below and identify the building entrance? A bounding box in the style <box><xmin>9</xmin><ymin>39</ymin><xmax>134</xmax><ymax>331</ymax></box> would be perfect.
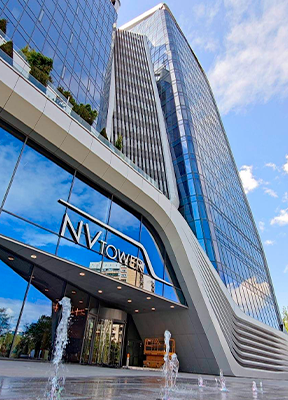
<box><xmin>81</xmin><ymin>312</ymin><xmax>125</xmax><ymax>367</ymax></box>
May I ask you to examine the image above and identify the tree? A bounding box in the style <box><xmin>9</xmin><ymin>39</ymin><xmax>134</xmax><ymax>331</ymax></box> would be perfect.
<box><xmin>57</xmin><ymin>86</ymin><xmax>98</xmax><ymax>126</ymax></box>
<box><xmin>21</xmin><ymin>45</ymin><xmax>53</xmax><ymax>87</ymax></box>
<box><xmin>16</xmin><ymin>315</ymin><xmax>52</xmax><ymax>358</ymax></box>
<box><xmin>0</xmin><ymin>19</ymin><xmax>7</xmax><ymax>34</ymax></box>
<box><xmin>0</xmin><ymin>41</ymin><xmax>13</xmax><ymax>58</ymax></box>
<box><xmin>0</xmin><ymin>308</ymin><xmax>11</xmax><ymax>336</ymax></box>
<box><xmin>115</xmin><ymin>134</ymin><xmax>123</xmax><ymax>151</ymax></box>
<box><xmin>283</xmin><ymin>307</ymin><xmax>288</xmax><ymax>331</ymax></box>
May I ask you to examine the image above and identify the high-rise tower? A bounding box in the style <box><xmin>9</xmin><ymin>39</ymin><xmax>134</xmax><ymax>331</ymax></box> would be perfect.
<box><xmin>104</xmin><ymin>28</ymin><xmax>178</xmax><ymax>201</ymax></box>
<box><xmin>1</xmin><ymin>0</ymin><xmax>288</xmax><ymax>377</ymax></box>
<box><xmin>121</xmin><ymin>3</ymin><xmax>281</xmax><ymax>329</ymax></box>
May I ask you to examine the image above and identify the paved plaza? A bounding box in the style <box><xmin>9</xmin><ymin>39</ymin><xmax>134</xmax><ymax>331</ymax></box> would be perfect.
<box><xmin>0</xmin><ymin>360</ymin><xmax>288</xmax><ymax>400</ymax></box>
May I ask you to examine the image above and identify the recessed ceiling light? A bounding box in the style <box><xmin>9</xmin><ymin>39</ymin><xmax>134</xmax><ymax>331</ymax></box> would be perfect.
<box><xmin>170</xmin><ymin>305</ymin><xmax>175</xmax><ymax>309</ymax></box>
<box><xmin>72</xmin><ymin>290</ymin><xmax>77</xmax><ymax>294</ymax></box>
<box><xmin>98</xmin><ymin>290</ymin><xmax>103</xmax><ymax>294</ymax></box>
<box><xmin>151</xmin><ymin>307</ymin><xmax>156</xmax><ymax>311</ymax></box>
<box><xmin>135</xmin><ymin>309</ymin><xmax>139</xmax><ymax>313</ymax></box>
<box><xmin>79</xmin><ymin>300</ymin><xmax>83</xmax><ymax>304</ymax></box>
<box><xmin>146</xmin><ymin>296</ymin><xmax>151</xmax><ymax>300</ymax></box>
<box><xmin>127</xmin><ymin>299</ymin><xmax>132</xmax><ymax>303</ymax></box>
<box><xmin>31</xmin><ymin>254</ymin><xmax>37</xmax><ymax>259</ymax></box>
<box><xmin>44</xmin><ymin>288</ymin><xmax>49</xmax><ymax>292</ymax></box>
<box><xmin>79</xmin><ymin>272</ymin><xmax>85</xmax><ymax>276</ymax></box>
<box><xmin>8</xmin><ymin>256</ymin><xmax>14</xmax><ymax>261</ymax></box>
<box><xmin>117</xmin><ymin>286</ymin><xmax>122</xmax><ymax>290</ymax></box>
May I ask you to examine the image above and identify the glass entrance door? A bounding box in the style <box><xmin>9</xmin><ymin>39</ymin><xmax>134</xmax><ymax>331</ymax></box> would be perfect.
<box><xmin>110</xmin><ymin>323</ymin><xmax>124</xmax><ymax>366</ymax></box>
<box><xmin>81</xmin><ymin>315</ymin><xmax>97</xmax><ymax>364</ymax></box>
<box><xmin>82</xmin><ymin>316</ymin><xmax>125</xmax><ymax>366</ymax></box>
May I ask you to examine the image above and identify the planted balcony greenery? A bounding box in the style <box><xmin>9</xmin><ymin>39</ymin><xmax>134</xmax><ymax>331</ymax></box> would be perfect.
<box><xmin>0</xmin><ymin>40</ymin><xmax>13</xmax><ymax>58</ymax></box>
<box><xmin>21</xmin><ymin>45</ymin><xmax>53</xmax><ymax>87</ymax></box>
<box><xmin>0</xmin><ymin>19</ymin><xmax>7</xmax><ymax>35</ymax></box>
<box><xmin>115</xmin><ymin>134</ymin><xmax>123</xmax><ymax>151</ymax></box>
<box><xmin>100</xmin><ymin>127</ymin><xmax>108</xmax><ymax>140</ymax></box>
<box><xmin>57</xmin><ymin>86</ymin><xmax>98</xmax><ymax>126</ymax></box>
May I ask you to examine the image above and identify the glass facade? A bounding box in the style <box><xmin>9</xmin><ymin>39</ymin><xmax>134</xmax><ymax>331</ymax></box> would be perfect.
<box><xmin>0</xmin><ymin>0</ymin><xmax>117</xmax><ymax>124</ymax></box>
<box><xmin>0</xmin><ymin>123</ymin><xmax>184</xmax><ymax>305</ymax></box>
<box><xmin>129</xmin><ymin>7</ymin><xmax>281</xmax><ymax>329</ymax></box>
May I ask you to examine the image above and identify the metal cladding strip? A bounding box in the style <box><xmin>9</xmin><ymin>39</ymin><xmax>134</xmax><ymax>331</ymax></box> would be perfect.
<box><xmin>58</xmin><ymin>199</ymin><xmax>173</xmax><ymax>287</ymax></box>
<box><xmin>193</xmin><ymin>239</ymin><xmax>288</xmax><ymax>372</ymax></box>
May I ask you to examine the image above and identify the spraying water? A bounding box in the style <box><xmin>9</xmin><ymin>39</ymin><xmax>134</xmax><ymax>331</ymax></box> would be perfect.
<box><xmin>259</xmin><ymin>382</ymin><xmax>263</xmax><ymax>393</ymax></box>
<box><xmin>170</xmin><ymin>353</ymin><xmax>179</xmax><ymax>389</ymax></box>
<box><xmin>162</xmin><ymin>330</ymin><xmax>179</xmax><ymax>399</ymax></box>
<box><xmin>252</xmin><ymin>381</ymin><xmax>258</xmax><ymax>393</ymax></box>
<box><xmin>219</xmin><ymin>369</ymin><xmax>228</xmax><ymax>392</ymax></box>
<box><xmin>163</xmin><ymin>330</ymin><xmax>172</xmax><ymax>399</ymax></box>
<box><xmin>47</xmin><ymin>297</ymin><xmax>71</xmax><ymax>400</ymax></box>
<box><xmin>198</xmin><ymin>376</ymin><xmax>204</xmax><ymax>388</ymax></box>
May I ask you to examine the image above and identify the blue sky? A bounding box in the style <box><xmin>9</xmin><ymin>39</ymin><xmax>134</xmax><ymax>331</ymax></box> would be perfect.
<box><xmin>118</xmin><ymin>0</ymin><xmax>288</xmax><ymax>314</ymax></box>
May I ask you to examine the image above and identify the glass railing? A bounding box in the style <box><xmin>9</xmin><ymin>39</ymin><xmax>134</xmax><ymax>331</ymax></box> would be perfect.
<box><xmin>0</xmin><ymin>32</ymin><xmax>160</xmax><ymax>190</ymax></box>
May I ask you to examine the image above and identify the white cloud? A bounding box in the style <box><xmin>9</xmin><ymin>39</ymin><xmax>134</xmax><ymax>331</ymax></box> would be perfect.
<box><xmin>284</xmin><ymin>265</ymin><xmax>288</xmax><ymax>274</ymax></box>
<box><xmin>282</xmin><ymin>155</ymin><xmax>288</xmax><ymax>174</ymax></box>
<box><xmin>227</xmin><ymin>276</ymin><xmax>270</xmax><ymax>313</ymax></box>
<box><xmin>283</xmin><ymin>192</ymin><xmax>288</xmax><ymax>203</ymax></box>
<box><xmin>239</xmin><ymin>165</ymin><xmax>261</xmax><ymax>194</ymax></box>
<box><xmin>209</xmin><ymin>0</ymin><xmax>288</xmax><ymax>114</ymax></box>
<box><xmin>270</xmin><ymin>208</ymin><xmax>288</xmax><ymax>226</ymax></box>
<box><xmin>0</xmin><ymin>297</ymin><xmax>51</xmax><ymax>331</ymax></box>
<box><xmin>263</xmin><ymin>187</ymin><xmax>278</xmax><ymax>198</ymax></box>
<box><xmin>259</xmin><ymin>221</ymin><xmax>265</xmax><ymax>232</ymax></box>
<box><xmin>265</xmin><ymin>162</ymin><xmax>278</xmax><ymax>171</ymax></box>
<box><xmin>264</xmin><ymin>240</ymin><xmax>275</xmax><ymax>246</ymax></box>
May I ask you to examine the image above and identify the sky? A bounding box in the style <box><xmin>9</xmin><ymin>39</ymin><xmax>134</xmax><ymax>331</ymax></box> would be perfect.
<box><xmin>117</xmin><ymin>0</ymin><xmax>288</xmax><ymax>314</ymax></box>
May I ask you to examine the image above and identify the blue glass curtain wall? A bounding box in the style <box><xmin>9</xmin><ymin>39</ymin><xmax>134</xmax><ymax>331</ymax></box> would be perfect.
<box><xmin>129</xmin><ymin>9</ymin><xmax>280</xmax><ymax>329</ymax></box>
<box><xmin>0</xmin><ymin>124</ymin><xmax>185</xmax><ymax>305</ymax></box>
<box><xmin>0</xmin><ymin>0</ymin><xmax>117</xmax><ymax>123</ymax></box>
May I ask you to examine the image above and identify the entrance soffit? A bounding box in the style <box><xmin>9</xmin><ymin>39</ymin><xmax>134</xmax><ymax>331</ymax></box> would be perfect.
<box><xmin>0</xmin><ymin>235</ymin><xmax>187</xmax><ymax>315</ymax></box>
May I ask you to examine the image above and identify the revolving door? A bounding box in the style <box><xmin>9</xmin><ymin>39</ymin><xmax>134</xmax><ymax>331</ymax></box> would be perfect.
<box><xmin>81</xmin><ymin>307</ymin><xmax>126</xmax><ymax>367</ymax></box>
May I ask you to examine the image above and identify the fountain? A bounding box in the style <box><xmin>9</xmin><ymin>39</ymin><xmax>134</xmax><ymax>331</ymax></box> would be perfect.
<box><xmin>219</xmin><ymin>369</ymin><xmax>228</xmax><ymax>392</ymax></box>
<box><xmin>198</xmin><ymin>376</ymin><xmax>204</xmax><ymax>388</ymax></box>
<box><xmin>260</xmin><ymin>382</ymin><xmax>263</xmax><ymax>393</ymax></box>
<box><xmin>170</xmin><ymin>353</ymin><xmax>179</xmax><ymax>389</ymax></box>
<box><xmin>252</xmin><ymin>381</ymin><xmax>258</xmax><ymax>393</ymax></box>
<box><xmin>46</xmin><ymin>297</ymin><xmax>71</xmax><ymax>400</ymax></box>
<box><xmin>161</xmin><ymin>330</ymin><xmax>179</xmax><ymax>399</ymax></box>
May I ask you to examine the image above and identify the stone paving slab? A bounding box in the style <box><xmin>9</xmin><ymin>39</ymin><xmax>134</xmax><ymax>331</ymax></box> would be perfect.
<box><xmin>0</xmin><ymin>360</ymin><xmax>288</xmax><ymax>400</ymax></box>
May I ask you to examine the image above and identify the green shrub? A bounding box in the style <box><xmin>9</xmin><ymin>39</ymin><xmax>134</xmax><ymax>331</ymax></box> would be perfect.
<box><xmin>0</xmin><ymin>19</ymin><xmax>7</xmax><ymax>35</ymax></box>
<box><xmin>57</xmin><ymin>86</ymin><xmax>98</xmax><ymax>126</ymax></box>
<box><xmin>22</xmin><ymin>45</ymin><xmax>53</xmax><ymax>87</ymax></box>
<box><xmin>0</xmin><ymin>40</ymin><xmax>13</xmax><ymax>58</ymax></box>
<box><xmin>57</xmin><ymin>87</ymin><xmax>76</xmax><ymax>106</ymax></box>
<box><xmin>115</xmin><ymin>134</ymin><xmax>123</xmax><ymax>151</ymax></box>
<box><xmin>100</xmin><ymin>127</ymin><xmax>108</xmax><ymax>139</ymax></box>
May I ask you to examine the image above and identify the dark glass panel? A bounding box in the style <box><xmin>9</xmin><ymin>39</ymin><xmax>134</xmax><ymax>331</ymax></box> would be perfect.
<box><xmin>64</xmin><ymin>283</ymin><xmax>89</xmax><ymax>363</ymax></box>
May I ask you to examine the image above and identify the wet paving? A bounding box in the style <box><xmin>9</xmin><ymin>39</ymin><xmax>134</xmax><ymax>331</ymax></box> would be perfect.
<box><xmin>0</xmin><ymin>375</ymin><xmax>288</xmax><ymax>400</ymax></box>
